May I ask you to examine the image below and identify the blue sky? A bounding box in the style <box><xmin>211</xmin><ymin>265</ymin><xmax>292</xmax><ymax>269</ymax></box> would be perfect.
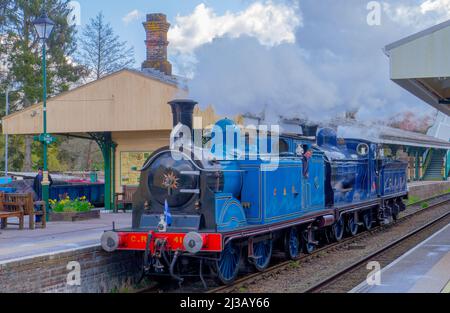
<box><xmin>71</xmin><ymin>0</ymin><xmax>450</xmax><ymax>123</ymax></box>
<box><xmin>75</xmin><ymin>0</ymin><xmax>249</xmax><ymax>65</ymax></box>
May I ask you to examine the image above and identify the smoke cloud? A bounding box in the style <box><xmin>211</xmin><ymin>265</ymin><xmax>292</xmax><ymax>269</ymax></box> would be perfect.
<box><xmin>188</xmin><ymin>37</ymin><xmax>340</xmax><ymax>123</ymax></box>
<box><xmin>170</xmin><ymin>0</ymin><xmax>438</xmax><ymax>125</ymax></box>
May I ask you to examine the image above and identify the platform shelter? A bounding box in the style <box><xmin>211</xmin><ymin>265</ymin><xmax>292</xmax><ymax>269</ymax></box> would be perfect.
<box><xmin>1</xmin><ymin>69</ymin><xmax>219</xmax><ymax>210</ymax></box>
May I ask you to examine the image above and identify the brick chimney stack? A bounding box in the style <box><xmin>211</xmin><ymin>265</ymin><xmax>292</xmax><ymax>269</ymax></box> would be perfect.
<box><xmin>142</xmin><ymin>13</ymin><xmax>172</xmax><ymax>76</ymax></box>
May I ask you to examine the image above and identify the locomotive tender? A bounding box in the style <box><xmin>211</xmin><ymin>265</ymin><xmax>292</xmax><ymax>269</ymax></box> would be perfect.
<box><xmin>101</xmin><ymin>99</ymin><xmax>408</xmax><ymax>285</ymax></box>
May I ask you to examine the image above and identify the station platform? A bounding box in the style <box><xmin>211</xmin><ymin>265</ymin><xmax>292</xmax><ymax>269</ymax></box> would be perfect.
<box><xmin>351</xmin><ymin>223</ymin><xmax>450</xmax><ymax>293</ymax></box>
<box><xmin>408</xmin><ymin>181</ymin><xmax>447</xmax><ymax>188</ymax></box>
<box><xmin>408</xmin><ymin>180</ymin><xmax>450</xmax><ymax>200</ymax></box>
<box><xmin>0</xmin><ymin>212</ymin><xmax>131</xmax><ymax>263</ymax></box>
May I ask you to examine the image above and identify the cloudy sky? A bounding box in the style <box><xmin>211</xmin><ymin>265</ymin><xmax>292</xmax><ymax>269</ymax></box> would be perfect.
<box><xmin>74</xmin><ymin>0</ymin><xmax>450</xmax><ymax>122</ymax></box>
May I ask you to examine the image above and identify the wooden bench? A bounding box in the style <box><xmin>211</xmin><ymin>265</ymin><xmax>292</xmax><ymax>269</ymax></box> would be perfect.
<box><xmin>0</xmin><ymin>193</ymin><xmax>24</xmax><ymax>230</ymax></box>
<box><xmin>114</xmin><ymin>186</ymin><xmax>137</xmax><ymax>213</ymax></box>
<box><xmin>0</xmin><ymin>193</ymin><xmax>46</xmax><ymax>230</ymax></box>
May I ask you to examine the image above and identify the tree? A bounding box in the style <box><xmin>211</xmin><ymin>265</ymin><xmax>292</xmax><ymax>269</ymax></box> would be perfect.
<box><xmin>77</xmin><ymin>11</ymin><xmax>135</xmax><ymax>170</ymax></box>
<box><xmin>388</xmin><ymin>111</ymin><xmax>433</xmax><ymax>134</ymax></box>
<box><xmin>78</xmin><ymin>12</ymin><xmax>135</xmax><ymax>80</ymax></box>
<box><xmin>1</xmin><ymin>0</ymin><xmax>85</xmax><ymax>171</ymax></box>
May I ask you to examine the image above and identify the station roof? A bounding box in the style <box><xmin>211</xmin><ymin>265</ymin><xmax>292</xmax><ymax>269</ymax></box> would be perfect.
<box><xmin>338</xmin><ymin>124</ymin><xmax>450</xmax><ymax>150</ymax></box>
<box><xmin>385</xmin><ymin>20</ymin><xmax>450</xmax><ymax>116</ymax></box>
<box><xmin>427</xmin><ymin>112</ymin><xmax>450</xmax><ymax>141</ymax></box>
<box><xmin>1</xmin><ymin>69</ymin><xmax>219</xmax><ymax>136</ymax></box>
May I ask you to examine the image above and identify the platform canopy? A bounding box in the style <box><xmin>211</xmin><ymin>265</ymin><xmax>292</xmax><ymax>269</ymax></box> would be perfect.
<box><xmin>385</xmin><ymin>20</ymin><xmax>450</xmax><ymax>116</ymax></box>
<box><xmin>0</xmin><ymin>68</ymin><xmax>220</xmax><ymax>211</ymax></box>
<box><xmin>1</xmin><ymin>69</ymin><xmax>219</xmax><ymax>135</ymax></box>
<box><xmin>338</xmin><ymin>124</ymin><xmax>450</xmax><ymax>150</ymax></box>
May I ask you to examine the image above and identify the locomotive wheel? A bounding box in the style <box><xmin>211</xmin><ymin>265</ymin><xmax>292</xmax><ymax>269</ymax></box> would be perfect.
<box><xmin>392</xmin><ymin>200</ymin><xmax>405</xmax><ymax>221</ymax></box>
<box><xmin>302</xmin><ymin>230</ymin><xmax>316</xmax><ymax>254</ymax></box>
<box><xmin>392</xmin><ymin>212</ymin><xmax>399</xmax><ymax>221</ymax></box>
<box><xmin>346</xmin><ymin>214</ymin><xmax>359</xmax><ymax>236</ymax></box>
<box><xmin>284</xmin><ymin>227</ymin><xmax>301</xmax><ymax>260</ymax></box>
<box><xmin>332</xmin><ymin>216</ymin><xmax>345</xmax><ymax>242</ymax></box>
<box><xmin>215</xmin><ymin>241</ymin><xmax>242</xmax><ymax>285</ymax></box>
<box><xmin>362</xmin><ymin>211</ymin><xmax>373</xmax><ymax>231</ymax></box>
<box><xmin>252</xmin><ymin>239</ymin><xmax>273</xmax><ymax>271</ymax></box>
<box><xmin>391</xmin><ymin>202</ymin><xmax>400</xmax><ymax>221</ymax></box>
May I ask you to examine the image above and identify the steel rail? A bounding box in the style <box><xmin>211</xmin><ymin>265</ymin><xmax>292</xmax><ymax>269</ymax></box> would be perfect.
<box><xmin>304</xmin><ymin>209</ymin><xmax>450</xmax><ymax>293</ymax></box>
<box><xmin>209</xmin><ymin>196</ymin><xmax>450</xmax><ymax>293</ymax></box>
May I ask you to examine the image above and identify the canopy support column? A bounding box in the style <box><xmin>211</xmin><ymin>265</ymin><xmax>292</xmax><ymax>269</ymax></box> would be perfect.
<box><xmin>415</xmin><ymin>151</ymin><xmax>420</xmax><ymax>181</ymax></box>
<box><xmin>90</xmin><ymin>132</ymin><xmax>117</xmax><ymax>211</ymax></box>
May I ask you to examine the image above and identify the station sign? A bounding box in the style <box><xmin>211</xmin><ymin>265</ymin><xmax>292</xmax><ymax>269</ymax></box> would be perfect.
<box><xmin>34</xmin><ymin>134</ymin><xmax>56</xmax><ymax>145</ymax></box>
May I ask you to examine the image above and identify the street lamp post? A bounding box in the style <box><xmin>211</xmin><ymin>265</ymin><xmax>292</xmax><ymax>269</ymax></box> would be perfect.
<box><xmin>5</xmin><ymin>86</ymin><xmax>9</xmax><ymax>176</ymax></box>
<box><xmin>33</xmin><ymin>11</ymin><xmax>54</xmax><ymax>216</ymax></box>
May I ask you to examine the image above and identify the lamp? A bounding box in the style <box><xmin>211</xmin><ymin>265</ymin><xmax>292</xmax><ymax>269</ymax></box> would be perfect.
<box><xmin>33</xmin><ymin>11</ymin><xmax>54</xmax><ymax>40</ymax></box>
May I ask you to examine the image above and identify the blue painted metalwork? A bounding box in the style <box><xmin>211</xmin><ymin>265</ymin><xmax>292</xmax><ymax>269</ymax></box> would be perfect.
<box><xmin>0</xmin><ymin>177</ymin><xmax>12</xmax><ymax>185</ymax></box>
<box><xmin>0</xmin><ymin>187</ymin><xmax>16</xmax><ymax>193</ymax></box>
<box><xmin>118</xmin><ymin>113</ymin><xmax>411</xmax><ymax>285</ymax></box>
<box><xmin>210</xmin><ymin>125</ymin><xmax>407</xmax><ymax>235</ymax></box>
<box><xmin>50</xmin><ymin>183</ymin><xmax>105</xmax><ymax>206</ymax></box>
<box><xmin>379</xmin><ymin>160</ymin><xmax>408</xmax><ymax>197</ymax></box>
<box><xmin>216</xmin><ymin>241</ymin><xmax>241</xmax><ymax>283</ymax></box>
<box><xmin>347</xmin><ymin>214</ymin><xmax>359</xmax><ymax>236</ymax></box>
<box><xmin>332</xmin><ymin>215</ymin><xmax>344</xmax><ymax>241</ymax></box>
<box><xmin>215</xmin><ymin>193</ymin><xmax>247</xmax><ymax>232</ymax></box>
<box><xmin>287</xmin><ymin>227</ymin><xmax>300</xmax><ymax>259</ymax></box>
<box><xmin>253</xmin><ymin>239</ymin><xmax>272</xmax><ymax>270</ymax></box>
<box><xmin>240</xmin><ymin>158</ymin><xmax>311</xmax><ymax>225</ymax></box>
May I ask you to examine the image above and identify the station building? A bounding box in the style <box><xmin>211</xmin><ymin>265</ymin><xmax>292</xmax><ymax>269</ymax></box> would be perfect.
<box><xmin>385</xmin><ymin>20</ymin><xmax>450</xmax><ymax>179</ymax></box>
<box><xmin>1</xmin><ymin>14</ymin><xmax>220</xmax><ymax>210</ymax></box>
<box><xmin>338</xmin><ymin>124</ymin><xmax>450</xmax><ymax>182</ymax></box>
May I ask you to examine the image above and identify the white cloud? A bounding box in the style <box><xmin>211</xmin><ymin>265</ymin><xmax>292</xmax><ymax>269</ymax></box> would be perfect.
<box><xmin>188</xmin><ymin>37</ymin><xmax>340</xmax><ymax>122</ymax></box>
<box><xmin>168</xmin><ymin>1</ymin><xmax>302</xmax><ymax>55</ymax></box>
<box><xmin>122</xmin><ymin>9</ymin><xmax>143</xmax><ymax>25</ymax></box>
<box><xmin>383</xmin><ymin>0</ymin><xmax>450</xmax><ymax>28</ymax></box>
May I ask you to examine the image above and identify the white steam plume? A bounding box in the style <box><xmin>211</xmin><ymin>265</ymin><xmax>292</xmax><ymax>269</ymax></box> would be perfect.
<box><xmin>188</xmin><ymin>37</ymin><xmax>341</xmax><ymax>123</ymax></box>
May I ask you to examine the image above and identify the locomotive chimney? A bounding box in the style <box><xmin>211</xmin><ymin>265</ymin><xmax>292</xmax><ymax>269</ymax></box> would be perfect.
<box><xmin>169</xmin><ymin>99</ymin><xmax>198</xmax><ymax>131</ymax></box>
<box><xmin>142</xmin><ymin>13</ymin><xmax>172</xmax><ymax>76</ymax></box>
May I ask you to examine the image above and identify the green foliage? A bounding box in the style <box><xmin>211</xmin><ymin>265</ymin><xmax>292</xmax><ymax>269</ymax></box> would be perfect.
<box><xmin>0</xmin><ymin>0</ymin><xmax>88</xmax><ymax>172</ymax></box>
<box><xmin>421</xmin><ymin>202</ymin><xmax>429</xmax><ymax>209</ymax></box>
<box><xmin>407</xmin><ymin>195</ymin><xmax>421</xmax><ymax>206</ymax></box>
<box><xmin>50</xmin><ymin>196</ymin><xmax>93</xmax><ymax>213</ymax></box>
<box><xmin>2</xmin><ymin>0</ymin><xmax>85</xmax><ymax>103</ymax></box>
<box><xmin>31</xmin><ymin>139</ymin><xmax>70</xmax><ymax>171</ymax></box>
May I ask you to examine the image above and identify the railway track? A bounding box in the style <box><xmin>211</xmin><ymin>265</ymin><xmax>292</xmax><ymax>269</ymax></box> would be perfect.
<box><xmin>305</xmin><ymin>209</ymin><xmax>450</xmax><ymax>293</ymax></box>
<box><xmin>135</xmin><ymin>193</ymin><xmax>450</xmax><ymax>293</ymax></box>
<box><xmin>208</xmin><ymin>194</ymin><xmax>450</xmax><ymax>293</ymax></box>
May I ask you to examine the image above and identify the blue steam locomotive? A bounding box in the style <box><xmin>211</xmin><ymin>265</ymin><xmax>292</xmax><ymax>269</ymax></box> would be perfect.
<box><xmin>101</xmin><ymin>99</ymin><xmax>408</xmax><ymax>285</ymax></box>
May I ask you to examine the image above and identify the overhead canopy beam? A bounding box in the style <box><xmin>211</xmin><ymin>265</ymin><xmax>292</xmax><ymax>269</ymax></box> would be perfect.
<box><xmin>89</xmin><ymin>132</ymin><xmax>117</xmax><ymax>211</ymax></box>
<box><xmin>41</xmin><ymin>132</ymin><xmax>116</xmax><ymax>211</ymax></box>
<box><xmin>385</xmin><ymin>20</ymin><xmax>450</xmax><ymax>116</ymax></box>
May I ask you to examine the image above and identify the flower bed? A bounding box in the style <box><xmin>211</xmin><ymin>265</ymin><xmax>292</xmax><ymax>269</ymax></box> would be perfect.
<box><xmin>49</xmin><ymin>196</ymin><xmax>100</xmax><ymax>222</ymax></box>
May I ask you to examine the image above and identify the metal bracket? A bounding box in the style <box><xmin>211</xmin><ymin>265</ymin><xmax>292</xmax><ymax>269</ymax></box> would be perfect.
<box><xmin>143</xmin><ymin>232</ymin><xmax>153</xmax><ymax>273</ymax></box>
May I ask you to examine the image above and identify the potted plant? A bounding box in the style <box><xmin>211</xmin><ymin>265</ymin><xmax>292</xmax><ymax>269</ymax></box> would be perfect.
<box><xmin>49</xmin><ymin>195</ymin><xmax>100</xmax><ymax>222</ymax></box>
